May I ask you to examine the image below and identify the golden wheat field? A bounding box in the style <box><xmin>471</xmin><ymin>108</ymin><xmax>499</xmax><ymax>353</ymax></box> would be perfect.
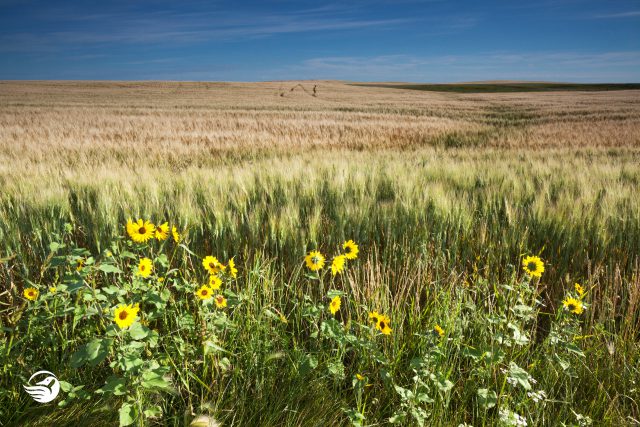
<box><xmin>1</xmin><ymin>81</ymin><xmax>640</xmax><ymax>426</ymax></box>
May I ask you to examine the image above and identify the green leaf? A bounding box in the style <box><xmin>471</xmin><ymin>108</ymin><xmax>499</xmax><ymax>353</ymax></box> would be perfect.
<box><xmin>97</xmin><ymin>376</ymin><xmax>127</xmax><ymax>396</ymax></box>
<box><xmin>430</xmin><ymin>372</ymin><xmax>453</xmax><ymax>393</ymax></box>
<box><xmin>143</xmin><ymin>405</ymin><xmax>162</xmax><ymax>418</ymax></box>
<box><xmin>58</xmin><ymin>381</ymin><xmax>73</xmax><ymax>392</ymax></box>
<box><xmin>389</xmin><ymin>412</ymin><xmax>407</xmax><ymax>424</ymax></box>
<box><xmin>121</xmin><ymin>251</ymin><xmax>137</xmax><ymax>260</ymax></box>
<box><xmin>394</xmin><ymin>385</ymin><xmax>414</xmax><ymax>401</ymax></box>
<box><xmin>508</xmin><ymin>362</ymin><xmax>532</xmax><ymax>390</ymax></box>
<box><xmin>477</xmin><ymin>388</ymin><xmax>498</xmax><ymax>409</ymax></box>
<box><xmin>298</xmin><ymin>354</ymin><xmax>318</xmax><ymax>376</ymax></box>
<box><xmin>122</xmin><ymin>354</ymin><xmax>144</xmax><ymax>371</ymax></box>
<box><xmin>119</xmin><ymin>403</ymin><xmax>136</xmax><ymax>426</ymax></box>
<box><xmin>128</xmin><ymin>322</ymin><xmax>150</xmax><ymax>340</ymax></box>
<box><xmin>141</xmin><ymin>370</ymin><xmax>172</xmax><ymax>391</ymax></box>
<box><xmin>326</xmin><ymin>360</ymin><xmax>345</xmax><ymax>379</ymax></box>
<box><xmin>49</xmin><ymin>242</ymin><xmax>66</xmax><ymax>252</ymax></box>
<box><xmin>98</xmin><ymin>264</ymin><xmax>122</xmax><ymax>274</ymax></box>
<box><xmin>70</xmin><ymin>338</ymin><xmax>111</xmax><ymax>368</ymax></box>
<box><xmin>461</xmin><ymin>347</ymin><xmax>482</xmax><ymax>361</ymax></box>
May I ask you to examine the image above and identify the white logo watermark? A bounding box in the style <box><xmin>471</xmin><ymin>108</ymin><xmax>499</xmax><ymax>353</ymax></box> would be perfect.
<box><xmin>23</xmin><ymin>370</ymin><xmax>60</xmax><ymax>403</ymax></box>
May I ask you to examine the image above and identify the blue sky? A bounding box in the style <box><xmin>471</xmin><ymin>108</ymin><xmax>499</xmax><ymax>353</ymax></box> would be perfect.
<box><xmin>1</xmin><ymin>0</ymin><xmax>639</xmax><ymax>82</ymax></box>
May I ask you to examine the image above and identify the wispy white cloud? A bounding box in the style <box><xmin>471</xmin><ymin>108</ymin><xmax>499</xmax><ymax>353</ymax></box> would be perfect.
<box><xmin>590</xmin><ymin>10</ymin><xmax>640</xmax><ymax>19</ymax></box>
<box><xmin>0</xmin><ymin>5</ymin><xmax>416</xmax><ymax>53</ymax></box>
<box><xmin>285</xmin><ymin>51</ymin><xmax>640</xmax><ymax>82</ymax></box>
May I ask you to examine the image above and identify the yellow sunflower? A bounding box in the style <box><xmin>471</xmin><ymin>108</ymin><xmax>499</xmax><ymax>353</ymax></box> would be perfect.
<box><xmin>114</xmin><ymin>303</ymin><xmax>140</xmax><ymax>329</ymax></box>
<box><xmin>209</xmin><ymin>275</ymin><xmax>222</xmax><ymax>290</ymax></box>
<box><xmin>305</xmin><ymin>250</ymin><xmax>325</xmax><ymax>271</ymax></box>
<box><xmin>331</xmin><ymin>255</ymin><xmax>346</xmax><ymax>276</ymax></box>
<box><xmin>563</xmin><ymin>297</ymin><xmax>584</xmax><ymax>314</ymax></box>
<box><xmin>154</xmin><ymin>222</ymin><xmax>169</xmax><ymax>240</ymax></box>
<box><xmin>377</xmin><ymin>315</ymin><xmax>392</xmax><ymax>335</ymax></box>
<box><xmin>356</xmin><ymin>374</ymin><xmax>365</xmax><ymax>381</ymax></box>
<box><xmin>126</xmin><ymin>219</ymin><xmax>155</xmax><ymax>243</ymax></box>
<box><xmin>195</xmin><ymin>284</ymin><xmax>214</xmax><ymax>300</ymax></box>
<box><xmin>203</xmin><ymin>256</ymin><xmax>225</xmax><ymax>275</ymax></box>
<box><xmin>343</xmin><ymin>240</ymin><xmax>359</xmax><ymax>260</ymax></box>
<box><xmin>137</xmin><ymin>257</ymin><xmax>153</xmax><ymax>277</ymax></box>
<box><xmin>227</xmin><ymin>258</ymin><xmax>238</xmax><ymax>278</ymax></box>
<box><xmin>172</xmin><ymin>226</ymin><xmax>180</xmax><ymax>243</ymax></box>
<box><xmin>329</xmin><ymin>296</ymin><xmax>341</xmax><ymax>315</ymax></box>
<box><xmin>214</xmin><ymin>295</ymin><xmax>227</xmax><ymax>309</ymax></box>
<box><xmin>24</xmin><ymin>287</ymin><xmax>39</xmax><ymax>301</ymax></box>
<box><xmin>49</xmin><ymin>286</ymin><xmax>57</xmax><ymax>294</ymax></box>
<box><xmin>76</xmin><ymin>258</ymin><xmax>84</xmax><ymax>271</ymax></box>
<box><xmin>522</xmin><ymin>255</ymin><xmax>545</xmax><ymax>278</ymax></box>
<box><xmin>574</xmin><ymin>283</ymin><xmax>586</xmax><ymax>297</ymax></box>
<box><xmin>368</xmin><ymin>311</ymin><xmax>381</xmax><ymax>325</ymax></box>
<box><xmin>433</xmin><ymin>324</ymin><xmax>445</xmax><ymax>338</ymax></box>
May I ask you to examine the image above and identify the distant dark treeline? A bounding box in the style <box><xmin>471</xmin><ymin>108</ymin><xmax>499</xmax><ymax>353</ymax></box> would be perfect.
<box><xmin>355</xmin><ymin>82</ymin><xmax>640</xmax><ymax>93</ymax></box>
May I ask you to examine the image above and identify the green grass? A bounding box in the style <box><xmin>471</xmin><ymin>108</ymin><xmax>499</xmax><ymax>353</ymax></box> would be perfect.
<box><xmin>1</xmin><ymin>146</ymin><xmax>639</xmax><ymax>426</ymax></box>
<box><xmin>354</xmin><ymin>82</ymin><xmax>640</xmax><ymax>93</ymax></box>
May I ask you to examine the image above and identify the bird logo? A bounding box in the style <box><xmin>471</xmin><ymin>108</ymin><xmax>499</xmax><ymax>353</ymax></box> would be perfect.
<box><xmin>23</xmin><ymin>370</ymin><xmax>60</xmax><ymax>403</ymax></box>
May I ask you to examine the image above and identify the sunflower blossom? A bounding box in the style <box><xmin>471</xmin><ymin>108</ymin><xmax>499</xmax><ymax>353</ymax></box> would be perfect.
<box><xmin>522</xmin><ymin>255</ymin><xmax>545</xmax><ymax>278</ymax></box>
<box><xmin>368</xmin><ymin>311</ymin><xmax>381</xmax><ymax>325</ymax></box>
<box><xmin>563</xmin><ymin>297</ymin><xmax>584</xmax><ymax>314</ymax></box>
<box><xmin>154</xmin><ymin>222</ymin><xmax>169</xmax><ymax>240</ymax></box>
<box><xmin>203</xmin><ymin>256</ymin><xmax>225</xmax><ymax>275</ymax></box>
<box><xmin>433</xmin><ymin>324</ymin><xmax>445</xmax><ymax>338</ymax></box>
<box><xmin>209</xmin><ymin>275</ymin><xmax>222</xmax><ymax>290</ymax></box>
<box><xmin>214</xmin><ymin>295</ymin><xmax>227</xmax><ymax>309</ymax></box>
<box><xmin>305</xmin><ymin>250</ymin><xmax>325</xmax><ymax>271</ymax></box>
<box><xmin>114</xmin><ymin>303</ymin><xmax>140</xmax><ymax>329</ymax></box>
<box><xmin>172</xmin><ymin>226</ymin><xmax>180</xmax><ymax>243</ymax></box>
<box><xmin>126</xmin><ymin>219</ymin><xmax>155</xmax><ymax>243</ymax></box>
<box><xmin>342</xmin><ymin>240</ymin><xmax>359</xmax><ymax>260</ymax></box>
<box><xmin>329</xmin><ymin>296</ymin><xmax>341</xmax><ymax>315</ymax></box>
<box><xmin>377</xmin><ymin>315</ymin><xmax>392</xmax><ymax>335</ymax></box>
<box><xmin>24</xmin><ymin>287</ymin><xmax>39</xmax><ymax>301</ymax></box>
<box><xmin>331</xmin><ymin>255</ymin><xmax>346</xmax><ymax>276</ymax></box>
<box><xmin>137</xmin><ymin>257</ymin><xmax>153</xmax><ymax>277</ymax></box>
<box><xmin>227</xmin><ymin>258</ymin><xmax>238</xmax><ymax>278</ymax></box>
<box><xmin>195</xmin><ymin>284</ymin><xmax>214</xmax><ymax>300</ymax></box>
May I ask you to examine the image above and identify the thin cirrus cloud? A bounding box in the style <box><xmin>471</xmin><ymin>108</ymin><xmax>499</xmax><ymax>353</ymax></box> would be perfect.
<box><xmin>0</xmin><ymin>7</ymin><xmax>415</xmax><ymax>53</ymax></box>
<box><xmin>292</xmin><ymin>51</ymin><xmax>640</xmax><ymax>82</ymax></box>
<box><xmin>590</xmin><ymin>10</ymin><xmax>640</xmax><ymax>19</ymax></box>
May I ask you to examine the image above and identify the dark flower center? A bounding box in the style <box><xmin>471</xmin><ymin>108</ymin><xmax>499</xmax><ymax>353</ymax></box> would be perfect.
<box><xmin>139</xmin><ymin>227</ymin><xmax>146</xmax><ymax>234</ymax></box>
<box><xmin>119</xmin><ymin>310</ymin><xmax>129</xmax><ymax>320</ymax></box>
<box><xmin>372</xmin><ymin>316</ymin><xmax>378</xmax><ymax>323</ymax></box>
<box><xmin>528</xmin><ymin>262</ymin><xmax>537</xmax><ymax>271</ymax></box>
<box><xmin>201</xmin><ymin>290</ymin><xmax>208</xmax><ymax>296</ymax></box>
<box><xmin>568</xmin><ymin>303</ymin><xmax>576</xmax><ymax>311</ymax></box>
<box><xmin>209</xmin><ymin>262</ymin><xmax>215</xmax><ymax>269</ymax></box>
<box><xmin>379</xmin><ymin>321</ymin><xmax>386</xmax><ymax>329</ymax></box>
<box><xmin>141</xmin><ymin>265</ymin><xmax>146</xmax><ymax>271</ymax></box>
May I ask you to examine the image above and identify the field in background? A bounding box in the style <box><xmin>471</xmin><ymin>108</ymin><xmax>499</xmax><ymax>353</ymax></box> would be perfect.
<box><xmin>1</xmin><ymin>81</ymin><xmax>639</xmax><ymax>426</ymax></box>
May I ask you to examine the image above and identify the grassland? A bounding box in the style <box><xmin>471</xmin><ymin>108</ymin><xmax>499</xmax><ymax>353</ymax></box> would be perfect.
<box><xmin>0</xmin><ymin>81</ymin><xmax>639</xmax><ymax>426</ymax></box>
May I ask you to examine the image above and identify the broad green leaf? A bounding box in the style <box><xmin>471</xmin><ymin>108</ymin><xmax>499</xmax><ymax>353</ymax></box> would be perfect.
<box><xmin>477</xmin><ymin>388</ymin><xmax>498</xmax><ymax>409</ymax></box>
<box><xmin>97</xmin><ymin>376</ymin><xmax>127</xmax><ymax>396</ymax></box>
<box><xmin>128</xmin><ymin>322</ymin><xmax>150</xmax><ymax>340</ymax></box>
<box><xmin>119</xmin><ymin>403</ymin><xmax>135</xmax><ymax>426</ymax></box>
<box><xmin>98</xmin><ymin>264</ymin><xmax>122</xmax><ymax>274</ymax></box>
